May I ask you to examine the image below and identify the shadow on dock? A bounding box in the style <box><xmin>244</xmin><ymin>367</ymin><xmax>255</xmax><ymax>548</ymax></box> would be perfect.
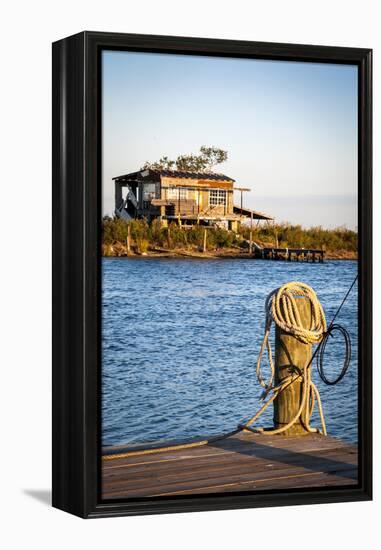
<box><xmin>211</xmin><ymin>436</ymin><xmax>357</xmax><ymax>481</ymax></box>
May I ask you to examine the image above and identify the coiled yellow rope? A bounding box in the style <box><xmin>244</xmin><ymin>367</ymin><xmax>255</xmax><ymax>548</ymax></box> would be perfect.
<box><xmin>243</xmin><ymin>281</ymin><xmax>327</xmax><ymax>436</ymax></box>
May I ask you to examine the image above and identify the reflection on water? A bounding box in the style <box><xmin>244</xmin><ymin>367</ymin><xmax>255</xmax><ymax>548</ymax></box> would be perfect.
<box><xmin>102</xmin><ymin>258</ymin><xmax>358</xmax><ymax>447</ymax></box>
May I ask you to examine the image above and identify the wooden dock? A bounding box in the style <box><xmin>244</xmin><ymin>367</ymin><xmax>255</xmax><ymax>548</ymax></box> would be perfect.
<box><xmin>255</xmin><ymin>247</ymin><xmax>324</xmax><ymax>262</ymax></box>
<box><xmin>102</xmin><ymin>431</ymin><xmax>357</xmax><ymax>499</ymax></box>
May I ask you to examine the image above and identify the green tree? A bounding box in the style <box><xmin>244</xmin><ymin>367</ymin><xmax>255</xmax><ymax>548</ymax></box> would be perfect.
<box><xmin>142</xmin><ymin>146</ymin><xmax>228</xmax><ymax>173</ymax></box>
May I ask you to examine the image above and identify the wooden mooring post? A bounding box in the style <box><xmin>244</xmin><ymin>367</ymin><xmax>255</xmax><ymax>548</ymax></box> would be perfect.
<box><xmin>126</xmin><ymin>224</ymin><xmax>131</xmax><ymax>256</ymax></box>
<box><xmin>273</xmin><ymin>296</ymin><xmax>313</xmax><ymax>435</ymax></box>
<box><xmin>203</xmin><ymin>229</ymin><xmax>207</xmax><ymax>253</ymax></box>
<box><xmin>249</xmin><ymin>210</ymin><xmax>253</xmax><ymax>255</ymax></box>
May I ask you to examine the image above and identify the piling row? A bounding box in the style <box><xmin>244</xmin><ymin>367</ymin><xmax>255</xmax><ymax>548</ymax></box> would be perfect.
<box><xmin>256</xmin><ymin>248</ymin><xmax>324</xmax><ymax>262</ymax></box>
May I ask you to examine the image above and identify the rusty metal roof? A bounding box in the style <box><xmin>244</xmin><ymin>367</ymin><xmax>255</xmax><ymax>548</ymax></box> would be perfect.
<box><xmin>113</xmin><ymin>169</ymin><xmax>235</xmax><ymax>182</ymax></box>
<box><xmin>152</xmin><ymin>169</ymin><xmax>235</xmax><ymax>182</ymax></box>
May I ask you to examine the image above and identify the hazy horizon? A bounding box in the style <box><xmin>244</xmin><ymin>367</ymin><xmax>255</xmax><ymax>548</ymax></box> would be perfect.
<box><xmin>102</xmin><ymin>51</ymin><xmax>358</xmax><ymax>230</ymax></box>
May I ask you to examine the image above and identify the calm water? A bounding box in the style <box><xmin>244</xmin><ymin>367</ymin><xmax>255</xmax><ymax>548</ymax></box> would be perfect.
<box><xmin>102</xmin><ymin>258</ymin><xmax>358</xmax><ymax>447</ymax></box>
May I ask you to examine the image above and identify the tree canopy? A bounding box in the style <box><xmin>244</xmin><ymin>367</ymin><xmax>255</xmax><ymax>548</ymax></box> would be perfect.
<box><xmin>142</xmin><ymin>146</ymin><xmax>228</xmax><ymax>173</ymax></box>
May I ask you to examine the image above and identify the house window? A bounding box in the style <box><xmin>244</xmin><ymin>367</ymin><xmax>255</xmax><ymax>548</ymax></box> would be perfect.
<box><xmin>143</xmin><ymin>183</ymin><xmax>156</xmax><ymax>201</ymax></box>
<box><xmin>209</xmin><ymin>189</ymin><xmax>226</xmax><ymax>206</ymax></box>
<box><xmin>167</xmin><ymin>187</ymin><xmax>188</xmax><ymax>200</ymax></box>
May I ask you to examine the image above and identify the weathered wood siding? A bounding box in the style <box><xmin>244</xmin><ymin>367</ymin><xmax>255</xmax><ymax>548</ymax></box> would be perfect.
<box><xmin>161</xmin><ymin>176</ymin><xmax>234</xmax><ymax>215</ymax></box>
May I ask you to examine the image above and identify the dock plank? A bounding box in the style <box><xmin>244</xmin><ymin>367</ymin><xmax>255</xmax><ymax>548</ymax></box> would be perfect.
<box><xmin>102</xmin><ymin>432</ymin><xmax>358</xmax><ymax>499</ymax></box>
<box><xmin>102</xmin><ymin>447</ymin><xmax>356</xmax><ymax>485</ymax></box>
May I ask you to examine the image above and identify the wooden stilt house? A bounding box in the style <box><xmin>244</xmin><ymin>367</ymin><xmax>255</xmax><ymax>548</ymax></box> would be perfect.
<box><xmin>114</xmin><ymin>169</ymin><xmax>273</xmax><ymax>229</ymax></box>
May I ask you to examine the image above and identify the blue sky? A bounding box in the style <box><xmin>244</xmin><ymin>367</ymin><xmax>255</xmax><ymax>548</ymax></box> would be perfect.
<box><xmin>102</xmin><ymin>51</ymin><xmax>358</xmax><ymax>229</ymax></box>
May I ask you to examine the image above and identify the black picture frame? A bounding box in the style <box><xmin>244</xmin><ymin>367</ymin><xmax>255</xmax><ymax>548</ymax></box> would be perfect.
<box><xmin>52</xmin><ymin>31</ymin><xmax>372</xmax><ymax>518</ymax></box>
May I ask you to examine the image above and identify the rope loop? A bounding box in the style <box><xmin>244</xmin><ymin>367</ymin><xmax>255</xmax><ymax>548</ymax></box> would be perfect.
<box><xmin>316</xmin><ymin>324</ymin><xmax>351</xmax><ymax>385</ymax></box>
<box><xmin>269</xmin><ymin>281</ymin><xmax>327</xmax><ymax>345</ymax></box>
<box><xmin>257</xmin><ymin>281</ymin><xmax>327</xmax><ymax>392</ymax></box>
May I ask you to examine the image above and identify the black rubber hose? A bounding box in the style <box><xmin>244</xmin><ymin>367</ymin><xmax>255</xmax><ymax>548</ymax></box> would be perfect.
<box><xmin>316</xmin><ymin>323</ymin><xmax>352</xmax><ymax>385</ymax></box>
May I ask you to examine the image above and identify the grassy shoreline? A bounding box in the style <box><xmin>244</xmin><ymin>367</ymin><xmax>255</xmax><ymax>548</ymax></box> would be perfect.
<box><xmin>102</xmin><ymin>218</ymin><xmax>358</xmax><ymax>260</ymax></box>
<box><xmin>102</xmin><ymin>245</ymin><xmax>357</xmax><ymax>260</ymax></box>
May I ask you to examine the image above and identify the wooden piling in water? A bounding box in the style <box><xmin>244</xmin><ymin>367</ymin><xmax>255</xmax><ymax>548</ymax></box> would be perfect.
<box><xmin>273</xmin><ymin>296</ymin><xmax>313</xmax><ymax>435</ymax></box>
<box><xmin>126</xmin><ymin>224</ymin><xmax>131</xmax><ymax>256</ymax></box>
<box><xmin>249</xmin><ymin>211</ymin><xmax>253</xmax><ymax>255</ymax></box>
<box><xmin>256</xmin><ymin>247</ymin><xmax>324</xmax><ymax>262</ymax></box>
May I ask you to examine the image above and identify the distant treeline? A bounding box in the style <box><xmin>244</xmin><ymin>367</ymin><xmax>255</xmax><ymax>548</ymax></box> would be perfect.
<box><xmin>102</xmin><ymin>217</ymin><xmax>357</xmax><ymax>256</ymax></box>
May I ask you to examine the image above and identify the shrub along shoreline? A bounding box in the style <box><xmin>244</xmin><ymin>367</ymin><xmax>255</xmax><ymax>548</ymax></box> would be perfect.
<box><xmin>102</xmin><ymin>218</ymin><xmax>357</xmax><ymax>260</ymax></box>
